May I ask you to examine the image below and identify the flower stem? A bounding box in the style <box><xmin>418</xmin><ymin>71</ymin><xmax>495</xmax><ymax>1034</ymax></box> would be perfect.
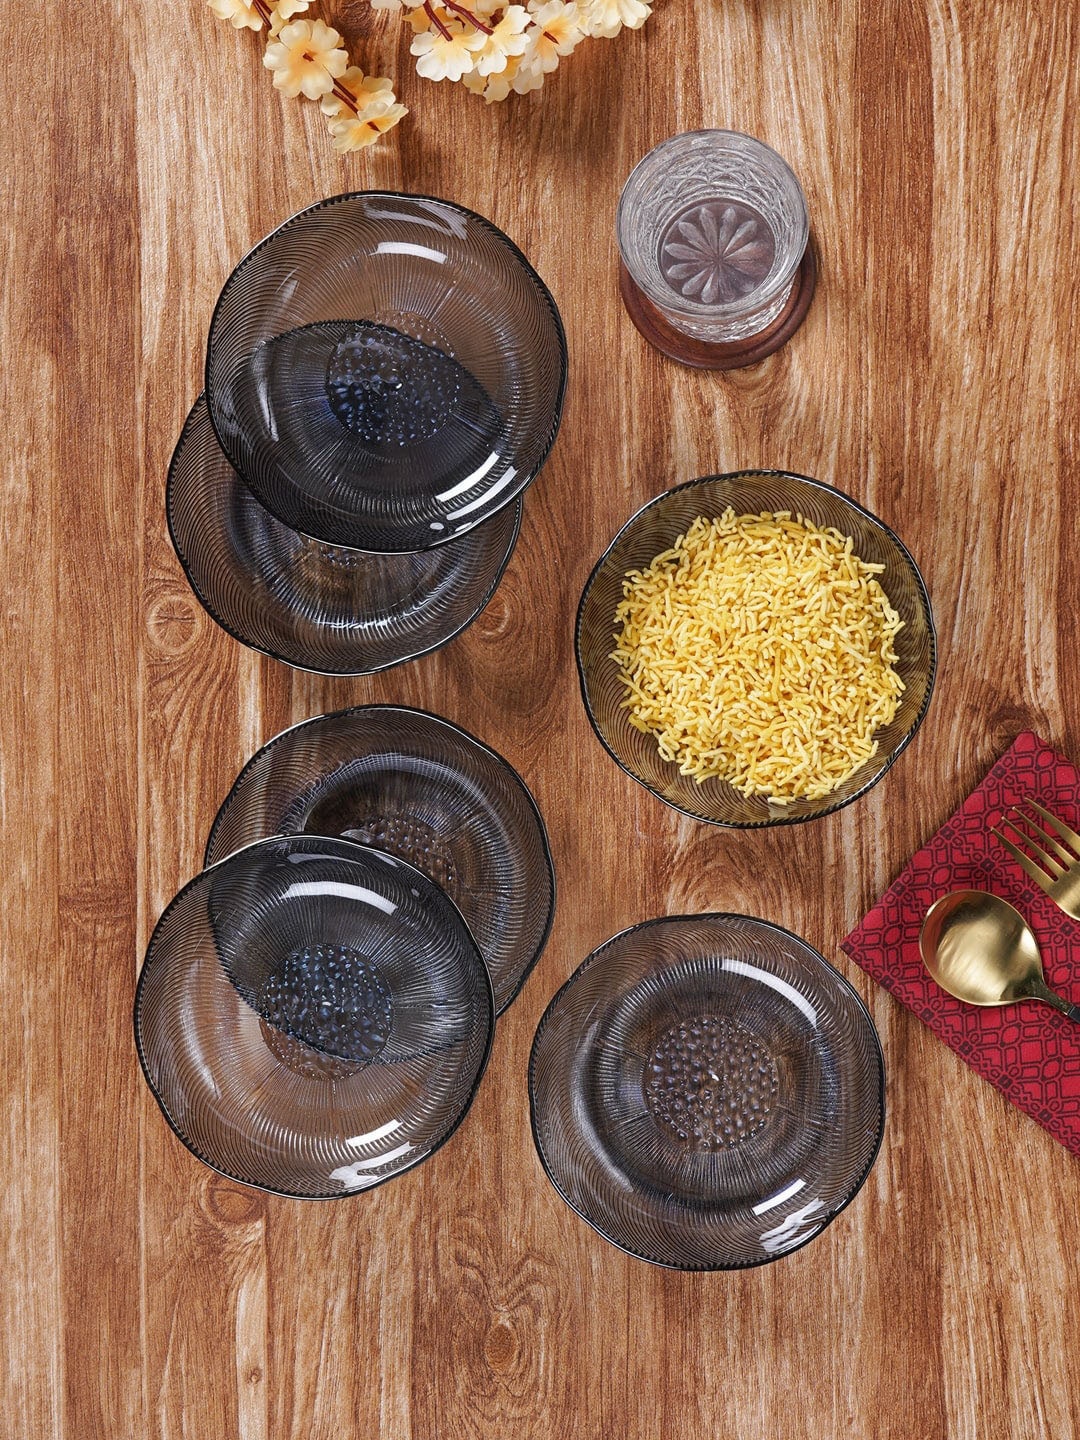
<box><xmin>331</xmin><ymin>79</ymin><xmax>361</xmax><ymax>113</ymax></box>
<box><xmin>441</xmin><ymin>0</ymin><xmax>493</xmax><ymax>34</ymax></box>
<box><xmin>423</xmin><ymin>0</ymin><xmax>454</xmax><ymax>38</ymax></box>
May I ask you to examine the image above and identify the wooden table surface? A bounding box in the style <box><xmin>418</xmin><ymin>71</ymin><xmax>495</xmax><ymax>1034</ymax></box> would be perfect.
<box><xmin>5</xmin><ymin>1</ymin><xmax>1080</xmax><ymax>1435</ymax></box>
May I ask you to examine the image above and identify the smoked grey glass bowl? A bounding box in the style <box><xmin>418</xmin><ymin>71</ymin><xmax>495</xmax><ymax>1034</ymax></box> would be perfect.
<box><xmin>205</xmin><ymin>192</ymin><xmax>567</xmax><ymax>553</ymax></box>
<box><xmin>529</xmin><ymin>913</ymin><xmax>885</xmax><ymax>1270</ymax></box>
<box><xmin>576</xmin><ymin>470</ymin><xmax>936</xmax><ymax>827</ymax></box>
<box><xmin>134</xmin><ymin>835</ymin><xmax>494</xmax><ymax>1199</ymax></box>
<box><xmin>204</xmin><ymin>706</ymin><xmax>555</xmax><ymax>1015</ymax></box>
<box><xmin>167</xmin><ymin>396</ymin><xmax>521</xmax><ymax>676</ymax></box>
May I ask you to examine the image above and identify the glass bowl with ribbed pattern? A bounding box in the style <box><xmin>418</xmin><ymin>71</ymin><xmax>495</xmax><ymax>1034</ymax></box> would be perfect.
<box><xmin>576</xmin><ymin>470</ymin><xmax>936</xmax><ymax>827</ymax></box>
<box><xmin>204</xmin><ymin>192</ymin><xmax>566</xmax><ymax>553</ymax></box>
<box><xmin>166</xmin><ymin>395</ymin><xmax>522</xmax><ymax>676</ymax></box>
<box><xmin>204</xmin><ymin>706</ymin><xmax>555</xmax><ymax>1015</ymax></box>
<box><xmin>529</xmin><ymin>913</ymin><xmax>885</xmax><ymax>1269</ymax></box>
<box><xmin>134</xmin><ymin>835</ymin><xmax>494</xmax><ymax>1199</ymax></box>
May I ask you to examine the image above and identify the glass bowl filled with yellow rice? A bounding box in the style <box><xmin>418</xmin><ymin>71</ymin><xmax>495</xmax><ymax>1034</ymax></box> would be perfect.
<box><xmin>575</xmin><ymin>471</ymin><xmax>936</xmax><ymax>826</ymax></box>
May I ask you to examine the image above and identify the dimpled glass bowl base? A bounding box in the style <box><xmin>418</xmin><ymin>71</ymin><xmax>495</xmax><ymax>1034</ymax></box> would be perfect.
<box><xmin>204</xmin><ymin>707</ymin><xmax>555</xmax><ymax>1015</ymax></box>
<box><xmin>134</xmin><ymin>836</ymin><xmax>494</xmax><ymax>1199</ymax></box>
<box><xmin>167</xmin><ymin>397</ymin><xmax>522</xmax><ymax>675</ymax></box>
<box><xmin>529</xmin><ymin>914</ymin><xmax>885</xmax><ymax>1269</ymax></box>
<box><xmin>576</xmin><ymin>471</ymin><xmax>936</xmax><ymax>827</ymax></box>
<box><xmin>205</xmin><ymin>192</ymin><xmax>567</xmax><ymax>553</ymax></box>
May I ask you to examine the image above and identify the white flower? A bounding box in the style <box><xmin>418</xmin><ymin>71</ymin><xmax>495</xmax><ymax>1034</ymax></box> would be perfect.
<box><xmin>473</xmin><ymin>5</ymin><xmax>531</xmax><ymax>75</ymax></box>
<box><xmin>267</xmin><ymin>0</ymin><xmax>310</xmax><ymax>34</ymax></box>
<box><xmin>207</xmin><ymin>0</ymin><xmax>264</xmax><ymax>31</ymax></box>
<box><xmin>410</xmin><ymin>23</ymin><xmax>486</xmax><ymax>81</ymax></box>
<box><xmin>579</xmin><ymin>0</ymin><xmax>650</xmax><ymax>38</ymax></box>
<box><xmin>463</xmin><ymin>52</ymin><xmax>521</xmax><ymax>99</ymax></box>
<box><xmin>328</xmin><ymin>103</ymin><xmax>408</xmax><ymax>151</ymax></box>
<box><xmin>320</xmin><ymin>67</ymin><xmax>396</xmax><ymax>118</ymax></box>
<box><xmin>263</xmin><ymin>18</ymin><xmax>349</xmax><ymax>98</ymax></box>
<box><xmin>524</xmin><ymin>0</ymin><xmax>584</xmax><ymax>70</ymax></box>
<box><xmin>511</xmin><ymin>55</ymin><xmax>546</xmax><ymax>91</ymax></box>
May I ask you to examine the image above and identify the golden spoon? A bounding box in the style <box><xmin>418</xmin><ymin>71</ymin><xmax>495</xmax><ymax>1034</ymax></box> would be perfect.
<box><xmin>919</xmin><ymin>890</ymin><xmax>1080</xmax><ymax>1021</ymax></box>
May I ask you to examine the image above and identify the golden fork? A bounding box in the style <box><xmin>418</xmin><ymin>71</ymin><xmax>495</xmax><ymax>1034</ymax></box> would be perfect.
<box><xmin>993</xmin><ymin>797</ymin><xmax>1080</xmax><ymax>921</ymax></box>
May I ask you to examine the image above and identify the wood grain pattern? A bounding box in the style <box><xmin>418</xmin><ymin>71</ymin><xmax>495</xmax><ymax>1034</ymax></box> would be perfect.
<box><xmin>4</xmin><ymin>0</ymin><xmax>1080</xmax><ymax>1434</ymax></box>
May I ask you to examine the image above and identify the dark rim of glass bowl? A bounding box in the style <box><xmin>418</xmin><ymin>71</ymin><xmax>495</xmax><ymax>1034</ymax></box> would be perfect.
<box><xmin>574</xmin><ymin>469</ymin><xmax>938</xmax><ymax>829</ymax></box>
<box><xmin>527</xmin><ymin>911</ymin><xmax>887</xmax><ymax>1270</ymax></box>
<box><xmin>165</xmin><ymin>397</ymin><xmax>524</xmax><ymax>677</ymax></box>
<box><xmin>133</xmin><ymin>834</ymin><xmax>496</xmax><ymax>1201</ymax></box>
<box><xmin>203</xmin><ymin>191</ymin><xmax>568</xmax><ymax>555</ymax></box>
<box><xmin>203</xmin><ymin>704</ymin><xmax>557</xmax><ymax>1015</ymax></box>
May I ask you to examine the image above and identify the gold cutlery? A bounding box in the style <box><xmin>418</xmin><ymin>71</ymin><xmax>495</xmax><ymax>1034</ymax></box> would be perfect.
<box><xmin>993</xmin><ymin>797</ymin><xmax>1080</xmax><ymax>920</ymax></box>
<box><xmin>919</xmin><ymin>889</ymin><xmax>1080</xmax><ymax>1022</ymax></box>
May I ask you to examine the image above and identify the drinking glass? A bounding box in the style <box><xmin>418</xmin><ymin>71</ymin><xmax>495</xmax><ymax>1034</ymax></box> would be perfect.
<box><xmin>617</xmin><ymin>131</ymin><xmax>813</xmax><ymax>365</ymax></box>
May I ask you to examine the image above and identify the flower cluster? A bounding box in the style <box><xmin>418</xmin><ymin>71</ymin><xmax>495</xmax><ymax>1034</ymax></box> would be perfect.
<box><xmin>208</xmin><ymin>0</ymin><xmax>652</xmax><ymax>148</ymax></box>
<box><xmin>207</xmin><ymin>0</ymin><xmax>406</xmax><ymax>150</ymax></box>
<box><xmin>393</xmin><ymin>0</ymin><xmax>652</xmax><ymax>102</ymax></box>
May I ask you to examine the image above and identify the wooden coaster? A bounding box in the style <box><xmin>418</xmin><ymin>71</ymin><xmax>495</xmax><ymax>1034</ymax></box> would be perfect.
<box><xmin>619</xmin><ymin>245</ymin><xmax>817</xmax><ymax>371</ymax></box>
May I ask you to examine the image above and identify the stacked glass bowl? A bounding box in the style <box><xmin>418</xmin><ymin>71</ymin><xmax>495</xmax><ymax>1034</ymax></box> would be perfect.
<box><xmin>168</xmin><ymin>192</ymin><xmax>567</xmax><ymax>674</ymax></box>
<box><xmin>135</xmin><ymin>706</ymin><xmax>555</xmax><ymax>1198</ymax></box>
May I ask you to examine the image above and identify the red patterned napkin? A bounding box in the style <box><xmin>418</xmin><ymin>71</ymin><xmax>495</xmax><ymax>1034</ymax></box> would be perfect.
<box><xmin>841</xmin><ymin>730</ymin><xmax>1080</xmax><ymax>1154</ymax></box>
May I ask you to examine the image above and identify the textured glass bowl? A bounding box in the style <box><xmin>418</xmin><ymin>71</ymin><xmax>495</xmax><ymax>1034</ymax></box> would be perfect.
<box><xmin>576</xmin><ymin>471</ymin><xmax>936</xmax><ymax>827</ymax></box>
<box><xmin>204</xmin><ymin>706</ymin><xmax>555</xmax><ymax>1016</ymax></box>
<box><xmin>205</xmin><ymin>192</ymin><xmax>567</xmax><ymax>553</ymax></box>
<box><xmin>134</xmin><ymin>835</ymin><xmax>494</xmax><ymax>1199</ymax></box>
<box><xmin>529</xmin><ymin>914</ymin><xmax>885</xmax><ymax>1270</ymax></box>
<box><xmin>167</xmin><ymin>396</ymin><xmax>521</xmax><ymax>675</ymax></box>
